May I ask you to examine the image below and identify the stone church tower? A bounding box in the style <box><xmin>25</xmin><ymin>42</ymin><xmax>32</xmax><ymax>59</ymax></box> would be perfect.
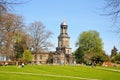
<box><xmin>53</xmin><ymin>21</ymin><xmax>74</xmax><ymax>64</ymax></box>
<box><xmin>56</xmin><ymin>21</ymin><xmax>71</xmax><ymax>54</ymax></box>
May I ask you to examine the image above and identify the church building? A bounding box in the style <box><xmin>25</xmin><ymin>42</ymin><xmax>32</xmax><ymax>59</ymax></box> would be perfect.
<box><xmin>32</xmin><ymin>21</ymin><xmax>74</xmax><ymax>64</ymax></box>
<box><xmin>53</xmin><ymin>21</ymin><xmax>74</xmax><ymax>64</ymax></box>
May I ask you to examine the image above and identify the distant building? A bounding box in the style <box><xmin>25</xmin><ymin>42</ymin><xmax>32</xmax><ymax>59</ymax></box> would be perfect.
<box><xmin>0</xmin><ymin>54</ymin><xmax>6</xmax><ymax>61</ymax></box>
<box><xmin>32</xmin><ymin>52</ymin><xmax>52</xmax><ymax>64</ymax></box>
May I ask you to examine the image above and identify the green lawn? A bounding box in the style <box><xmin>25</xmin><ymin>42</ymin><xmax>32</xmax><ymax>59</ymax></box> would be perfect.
<box><xmin>0</xmin><ymin>65</ymin><xmax>120</xmax><ymax>80</ymax></box>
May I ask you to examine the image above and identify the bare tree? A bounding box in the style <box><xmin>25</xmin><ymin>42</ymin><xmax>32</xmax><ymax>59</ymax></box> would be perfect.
<box><xmin>0</xmin><ymin>13</ymin><xmax>24</xmax><ymax>60</ymax></box>
<box><xmin>0</xmin><ymin>0</ymin><xmax>31</xmax><ymax>11</ymax></box>
<box><xmin>103</xmin><ymin>0</ymin><xmax>120</xmax><ymax>33</ymax></box>
<box><xmin>0</xmin><ymin>0</ymin><xmax>30</xmax><ymax>61</ymax></box>
<box><xmin>104</xmin><ymin>0</ymin><xmax>120</xmax><ymax>21</ymax></box>
<box><xmin>28</xmin><ymin>21</ymin><xmax>53</xmax><ymax>64</ymax></box>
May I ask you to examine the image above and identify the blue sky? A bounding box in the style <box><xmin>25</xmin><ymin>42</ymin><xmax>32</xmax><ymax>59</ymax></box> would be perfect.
<box><xmin>14</xmin><ymin>0</ymin><xmax>120</xmax><ymax>55</ymax></box>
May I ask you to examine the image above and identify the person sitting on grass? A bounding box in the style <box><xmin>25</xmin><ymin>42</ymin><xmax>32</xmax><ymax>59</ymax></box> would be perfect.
<box><xmin>21</xmin><ymin>63</ymin><xmax>24</xmax><ymax>68</ymax></box>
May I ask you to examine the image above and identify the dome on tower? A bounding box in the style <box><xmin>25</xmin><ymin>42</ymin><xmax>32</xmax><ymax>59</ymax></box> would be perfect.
<box><xmin>61</xmin><ymin>21</ymin><xmax>67</xmax><ymax>25</ymax></box>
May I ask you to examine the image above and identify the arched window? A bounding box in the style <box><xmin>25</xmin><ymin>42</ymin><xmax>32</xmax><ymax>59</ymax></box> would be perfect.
<box><xmin>40</xmin><ymin>55</ymin><xmax>42</xmax><ymax>60</ymax></box>
<box><xmin>67</xmin><ymin>50</ymin><xmax>69</xmax><ymax>54</ymax></box>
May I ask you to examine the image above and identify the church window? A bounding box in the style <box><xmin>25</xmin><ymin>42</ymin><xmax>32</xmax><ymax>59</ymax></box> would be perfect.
<box><xmin>40</xmin><ymin>55</ymin><xmax>42</xmax><ymax>60</ymax></box>
<box><xmin>40</xmin><ymin>61</ymin><xmax>42</xmax><ymax>63</ymax></box>
<box><xmin>67</xmin><ymin>50</ymin><xmax>69</xmax><ymax>53</ymax></box>
<box><xmin>34</xmin><ymin>55</ymin><xmax>36</xmax><ymax>60</ymax></box>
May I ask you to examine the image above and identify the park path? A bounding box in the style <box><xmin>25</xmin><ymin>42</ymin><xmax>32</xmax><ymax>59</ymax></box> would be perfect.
<box><xmin>83</xmin><ymin>65</ymin><xmax>120</xmax><ymax>73</ymax></box>
<box><xmin>0</xmin><ymin>71</ymin><xmax>99</xmax><ymax>80</ymax></box>
<box><xmin>96</xmin><ymin>67</ymin><xmax>120</xmax><ymax>72</ymax></box>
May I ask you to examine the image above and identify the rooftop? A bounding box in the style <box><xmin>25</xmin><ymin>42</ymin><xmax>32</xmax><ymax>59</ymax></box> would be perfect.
<box><xmin>61</xmin><ymin>21</ymin><xmax>67</xmax><ymax>25</ymax></box>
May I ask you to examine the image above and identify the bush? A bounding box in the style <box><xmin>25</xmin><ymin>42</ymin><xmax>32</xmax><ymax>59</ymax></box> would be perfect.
<box><xmin>23</xmin><ymin>50</ymin><xmax>33</xmax><ymax>63</ymax></box>
<box><xmin>115</xmin><ymin>61</ymin><xmax>120</xmax><ymax>64</ymax></box>
<box><xmin>115</xmin><ymin>54</ymin><xmax>120</xmax><ymax>61</ymax></box>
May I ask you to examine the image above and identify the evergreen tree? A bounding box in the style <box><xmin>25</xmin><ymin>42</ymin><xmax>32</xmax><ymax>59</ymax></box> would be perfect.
<box><xmin>74</xmin><ymin>47</ymin><xmax>84</xmax><ymax>63</ymax></box>
<box><xmin>14</xmin><ymin>30</ymin><xmax>28</xmax><ymax>61</ymax></box>
<box><xmin>114</xmin><ymin>53</ymin><xmax>120</xmax><ymax>64</ymax></box>
<box><xmin>14</xmin><ymin>42</ymin><xmax>24</xmax><ymax>61</ymax></box>
<box><xmin>111</xmin><ymin>46</ymin><xmax>118</xmax><ymax>58</ymax></box>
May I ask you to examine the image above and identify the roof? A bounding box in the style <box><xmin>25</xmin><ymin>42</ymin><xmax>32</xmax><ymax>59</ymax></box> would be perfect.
<box><xmin>61</xmin><ymin>21</ymin><xmax>67</xmax><ymax>25</ymax></box>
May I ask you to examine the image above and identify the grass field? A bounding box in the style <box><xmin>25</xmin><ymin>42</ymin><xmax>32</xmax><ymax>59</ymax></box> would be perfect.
<box><xmin>0</xmin><ymin>65</ymin><xmax>120</xmax><ymax>80</ymax></box>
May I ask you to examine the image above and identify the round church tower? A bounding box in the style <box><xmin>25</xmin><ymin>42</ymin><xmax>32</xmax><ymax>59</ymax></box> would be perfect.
<box><xmin>56</xmin><ymin>21</ymin><xmax>71</xmax><ymax>54</ymax></box>
<box><xmin>53</xmin><ymin>21</ymin><xmax>74</xmax><ymax>64</ymax></box>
